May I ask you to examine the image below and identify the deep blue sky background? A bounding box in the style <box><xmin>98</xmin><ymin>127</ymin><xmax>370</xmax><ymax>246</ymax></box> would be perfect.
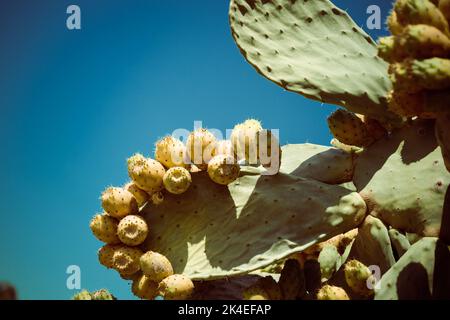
<box><xmin>0</xmin><ymin>0</ymin><xmax>393</xmax><ymax>299</ymax></box>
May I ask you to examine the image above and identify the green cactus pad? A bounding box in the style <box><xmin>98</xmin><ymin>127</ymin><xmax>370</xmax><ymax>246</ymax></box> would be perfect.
<box><xmin>229</xmin><ymin>0</ymin><xmax>397</xmax><ymax>122</ymax></box>
<box><xmin>279</xmin><ymin>143</ymin><xmax>354</xmax><ymax>184</ymax></box>
<box><xmin>140</xmin><ymin>146</ymin><xmax>366</xmax><ymax>280</ymax></box>
<box><xmin>375</xmin><ymin>237</ymin><xmax>450</xmax><ymax>299</ymax></box>
<box><xmin>348</xmin><ymin>216</ymin><xmax>395</xmax><ymax>274</ymax></box>
<box><xmin>353</xmin><ymin>120</ymin><xmax>450</xmax><ymax>237</ymax></box>
<box><xmin>388</xmin><ymin>228</ymin><xmax>411</xmax><ymax>259</ymax></box>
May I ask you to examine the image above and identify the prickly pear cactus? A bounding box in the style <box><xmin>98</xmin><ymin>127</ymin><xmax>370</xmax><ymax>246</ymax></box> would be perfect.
<box><xmin>353</xmin><ymin>120</ymin><xmax>450</xmax><ymax>237</ymax></box>
<box><xmin>229</xmin><ymin>0</ymin><xmax>399</xmax><ymax>122</ymax></box>
<box><xmin>375</xmin><ymin>237</ymin><xmax>450</xmax><ymax>299</ymax></box>
<box><xmin>141</xmin><ymin>146</ymin><xmax>366</xmax><ymax>280</ymax></box>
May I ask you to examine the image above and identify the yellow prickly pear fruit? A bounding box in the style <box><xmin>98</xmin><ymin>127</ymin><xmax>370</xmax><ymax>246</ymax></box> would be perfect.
<box><xmin>72</xmin><ymin>290</ymin><xmax>92</xmax><ymax>300</ymax></box>
<box><xmin>390</xmin><ymin>58</ymin><xmax>450</xmax><ymax>93</ymax></box>
<box><xmin>151</xmin><ymin>191</ymin><xmax>164</xmax><ymax>205</ymax></box>
<box><xmin>163</xmin><ymin>167</ymin><xmax>192</xmax><ymax>194</ymax></box>
<box><xmin>91</xmin><ymin>289</ymin><xmax>115</xmax><ymax>300</ymax></box>
<box><xmin>98</xmin><ymin>244</ymin><xmax>120</xmax><ymax>269</ymax></box>
<box><xmin>186</xmin><ymin>128</ymin><xmax>217</xmax><ymax>170</ymax></box>
<box><xmin>101</xmin><ymin>187</ymin><xmax>138</xmax><ymax>219</ymax></box>
<box><xmin>90</xmin><ymin>214</ymin><xmax>120</xmax><ymax>244</ymax></box>
<box><xmin>344</xmin><ymin>260</ymin><xmax>375</xmax><ymax>298</ymax></box>
<box><xmin>123</xmin><ymin>182</ymin><xmax>148</xmax><ymax>208</ymax></box>
<box><xmin>387</xmin><ymin>10</ymin><xmax>405</xmax><ymax>35</ymax></box>
<box><xmin>316</xmin><ymin>285</ymin><xmax>350</xmax><ymax>300</ymax></box>
<box><xmin>231</xmin><ymin>119</ymin><xmax>263</xmax><ymax>164</ymax></box>
<box><xmin>127</xmin><ymin>154</ymin><xmax>166</xmax><ymax>193</ymax></box>
<box><xmin>207</xmin><ymin>155</ymin><xmax>240</xmax><ymax>185</ymax></box>
<box><xmin>132</xmin><ymin>274</ymin><xmax>159</xmax><ymax>300</ymax></box>
<box><xmin>117</xmin><ymin>215</ymin><xmax>148</xmax><ymax>246</ymax></box>
<box><xmin>139</xmin><ymin>251</ymin><xmax>174</xmax><ymax>282</ymax></box>
<box><xmin>112</xmin><ymin>246</ymin><xmax>143</xmax><ymax>275</ymax></box>
<box><xmin>119</xmin><ymin>271</ymin><xmax>142</xmax><ymax>281</ymax></box>
<box><xmin>395</xmin><ymin>0</ymin><xmax>449</xmax><ymax>35</ymax></box>
<box><xmin>158</xmin><ymin>274</ymin><xmax>194</xmax><ymax>300</ymax></box>
<box><xmin>243</xmin><ymin>276</ymin><xmax>282</xmax><ymax>300</ymax></box>
<box><xmin>155</xmin><ymin>136</ymin><xmax>188</xmax><ymax>169</ymax></box>
<box><xmin>327</xmin><ymin>109</ymin><xmax>374</xmax><ymax>147</ymax></box>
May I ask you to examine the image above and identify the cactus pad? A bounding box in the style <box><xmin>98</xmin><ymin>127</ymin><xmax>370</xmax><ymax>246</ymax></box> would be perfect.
<box><xmin>229</xmin><ymin>0</ymin><xmax>397</xmax><ymax>121</ymax></box>
<box><xmin>140</xmin><ymin>146</ymin><xmax>366</xmax><ymax>280</ymax></box>
<box><xmin>353</xmin><ymin>120</ymin><xmax>450</xmax><ymax>237</ymax></box>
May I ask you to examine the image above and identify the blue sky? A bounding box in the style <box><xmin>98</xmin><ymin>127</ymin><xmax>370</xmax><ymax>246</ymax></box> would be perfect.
<box><xmin>0</xmin><ymin>0</ymin><xmax>393</xmax><ymax>299</ymax></box>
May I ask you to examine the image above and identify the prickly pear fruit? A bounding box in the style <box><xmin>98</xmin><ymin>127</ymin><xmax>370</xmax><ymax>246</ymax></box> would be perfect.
<box><xmin>151</xmin><ymin>191</ymin><xmax>164</xmax><ymax>205</ymax></box>
<box><xmin>155</xmin><ymin>136</ymin><xmax>188</xmax><ymax>169</ymax></box>
<box><xmin>186</xmin><ymin>128</ymin><xmax>216</xmax><ymax>170</ymax></box>
<box><xmin>243</xmin><ymin>276</ymin><xmax>281</xmax><ymax>300</ymax></box>
<box><xmin>119</xmin><ymin>271</ymin><xmax>142</xmax><ymax>281</ymax></box>
<box><xmin>158</xmin><ymin>274</ymin><xmax>194</xmax><ymax>300</ymax></box>
<box><xmin>163</xmin><ymin>167</ymin><xmax>192</xmax><ymax>195</ymax></box>
<box><xmin>124</xmin><ymin>182</ymin><xmax>148</xmax><ymax>208</ymax></box>
<box><xmin>112</xmin><ymin>246</ymin><xmax>143</xmax><ymax>275</ymax></box>
<box><xmin>278</xmin><ymin>259</ymin><xmax>306</xmax><ymax>300</ymax></box>
<box><xmin>207</xmin><ymin>155</ymin><xmax>240</xmax><ymax>185</ymax></box>
<box><xmin>132</xmin><ymin>274</ymin><xmax>159</xmax><ymax>300</ymax></box>
<box><xmin>316</xmin><ymin>285</ymin><xmax>350</xmax><ymax>300</ymax></box>
<box><xmin>231</xmin><ymin>119</ymin><xmax>263</xmax><ymax>164</ymax></box>
<box><xmin>395</xmin><ymin>0</ymin><xmax>449</xmax><ymax>35</ymax></box>
<box><xmin>101</xmin><ymin>187</ymin><xmax>138</xmax><ymax>219</ymax></box>
<box><xmin>91</xmin><ymin>289</ymin><xmax>115</xmax><ymax>300</ymax></box>
<box><xmin>344</xmin><ymin>259</ymin><xmax>374</xmax><ymax>298</ymax></box>
<box><xmin>127</xmin><ymin>154</ymin><xmax>166</xmax><ymax>193</ymax></box>
<box><xmin>318</xmin><ymin>245</ymin><xmax>341</xmax><ymax>282</ymax></box>
<box><xmin>214</xmin><ymin>140</ymin><xmax>234</xmax><ymax>157</ymax></box>
<box><xmin>436</xmin><ymin>113</ymin><xmax>450</xmax><ymax>171</ymax></box>
<box><xmin>390</xmin><ymin>58</ymin><xmax>450</xmax><ymax>92</ymax></box>
<box><xmin>117</xmin><ymin>215</ymin><xmax>148</xmax><ymax>246</ymax></box>
<box><xmin>90</xmin><ymin>214</ymin><xmax>120</xmax><ymax>244</ymax></box>
<box><xmin>242</xmin><ymin>285</ymin><xmax>269</xmax><ymax>300</ymax></box>
<box><xmin>98</xmin><ymin>244</ymin><xmax>120</xmax><ymax>269</ymax></box>
<box><xmin>327</xmin><ymin>109</ymin><xmax>373</xmax><ymax>147</ymax></box>
<box><xmin>72</xmin><ymin>290</ymin><xmax>92</xmax><ymax>300</ymax></box>
<box><xmin>139</xmin><ymin>251</ymin><xmax>174</xmax><ymax>282</ymax></box>
<box><xmin>440</xmin><ymin>0</ymin><xmax>450</xmax><ymax>22</ymax></box>
<box><xmin>387</xmin><ymin>10</ymin><xmax>405</xmax><ymax>35</ymax></box>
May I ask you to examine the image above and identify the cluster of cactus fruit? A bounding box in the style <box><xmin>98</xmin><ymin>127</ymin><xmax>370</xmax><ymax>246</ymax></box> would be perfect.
<box><xmin>72</xmin><ymin>289</ymin><xmax>116</xmax><ymax>300</ymax></box>
<box><xmin>88</xmin><ymin>0</ymin><xmax>450</xmax><ymax>300</ymax></box>
<box><xmin>90</xmin><ymin>119</ymin><xmax>280</xmax><ymax>299</ymax></box>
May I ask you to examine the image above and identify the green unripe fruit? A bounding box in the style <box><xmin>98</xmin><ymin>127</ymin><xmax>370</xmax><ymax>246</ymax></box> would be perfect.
<box><xmin>91</xmin><ymin>289</ymin><xmax>115</xmax><ymax>300</ymax></box>
<box><xmin>72</xmin><ymin>290</ymin><xmax>92</xmax><ymax>300</ymax></box>
<box><xmin>327</xmin><ymin>109</ymin><xmax>373</xmax><ymax>147</ymax></box>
